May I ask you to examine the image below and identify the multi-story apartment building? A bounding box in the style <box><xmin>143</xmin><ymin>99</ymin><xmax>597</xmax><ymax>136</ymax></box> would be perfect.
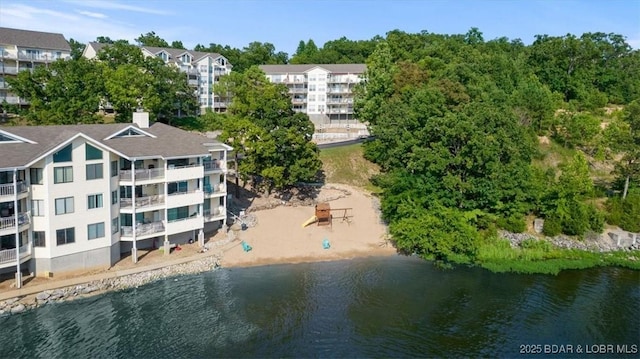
<box><xmin>0</xmin><ymin>27</ymin><xmax>71</xmax><ymax>106</ymax></box>
<box><xmin>83</xmin><ymin>43</ymin><xmax>232</xmax><ymax>114</ymax></box>
<box><xmin>0</xmin><ymin>112</ymin><xmax>231</xmax><ymax>288</ymax></box>
<box><xmin>259</xmin><ymin>64</ymin><xmax>366</xmax><ymax>126</ymax></box>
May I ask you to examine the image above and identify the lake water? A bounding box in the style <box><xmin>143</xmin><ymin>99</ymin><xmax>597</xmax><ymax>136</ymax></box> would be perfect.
<box><xmin>1</xmin><ymin>256</ymin><xmax>638</xmax><ymax>358</ymax></box>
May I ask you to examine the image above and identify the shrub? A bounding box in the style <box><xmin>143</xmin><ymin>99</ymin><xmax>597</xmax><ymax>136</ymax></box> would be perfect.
<box><xmin>497</xmin><ymin>215</ymin><xmax>526</xmax><ymax>233</ymax></box>
<box><xmin>606</xmin><ymin>192</ymin><xmax>640</xmax><ymax>232</ymax></box>
<box><xmin>543</xmin><ymin>217</ymin><xmax>562</xmax><ymax>236</ymax></box>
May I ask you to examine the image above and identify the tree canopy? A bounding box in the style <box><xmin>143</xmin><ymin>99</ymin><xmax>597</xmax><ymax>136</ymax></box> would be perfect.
<box><xmin>354</xmin><ymin>28</ymin><xmax>639</xmax><ymax>263</ymax></box>
<box><xmin>213</xmin><ymin>66</ymin><xmax>321</xmax><ymax>191</ymax></box>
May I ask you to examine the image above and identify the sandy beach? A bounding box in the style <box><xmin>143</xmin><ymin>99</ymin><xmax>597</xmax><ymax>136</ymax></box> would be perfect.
<box><xmin>219</xmin><ymin>184</ymin><xmax>397</xmax><ymax>268</ymax></box>
<box><xmin>0</xmin><ymin>184</ymin><xmax>397</xmax><ymax>304</ymax></box>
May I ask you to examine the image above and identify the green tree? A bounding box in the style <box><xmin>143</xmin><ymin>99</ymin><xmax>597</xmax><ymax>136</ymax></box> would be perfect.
<box><xmin>135</xmin><ymin>31</ymin><xmax>169</xmax><ymax>47</ymax></box>
<box><xmin>7</xmin><ymin>58</ymin><xmax>105</xmax><ymax>124</ymax></box>
<box><xmin>170</xmin><ymin>40</ymin><xmax>185</xmax><ymax>49</ymax></box>
<box><xmin>215</xmin><ymin>66</ymin><xmax>321</xmax><ymax>191</ymax></box>
<box><xmin>68</xmin><ymin>38</ymin><xmax>85</xmax><ymax>60</ymax></box>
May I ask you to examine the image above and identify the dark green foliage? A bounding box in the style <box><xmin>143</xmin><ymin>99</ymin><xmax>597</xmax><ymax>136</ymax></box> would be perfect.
<box><xmin>606</xmin><ymin>191</ymin><xmax>640</xmax><ymax>232</ymax></box>
<box><xmin>542</xmin><ymin>217</ymin><xmax>562</xmax><ymax>237</ymax></box>
<box><xmin>213</xmin><ymin>67</ymin><xmax>321</xmax><ymax>191</ymax></box>
<box><xmin>497</xmin><ymin>215</ymin><xmax>526</xmax><ymax>233</ymax></box>
<box><xmin>354</xmin><ymin>28</ymin><xmax>637</xmax><ymax>267</ymax></box>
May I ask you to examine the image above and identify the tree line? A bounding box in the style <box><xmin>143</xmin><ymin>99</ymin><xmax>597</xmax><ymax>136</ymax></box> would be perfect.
<box><xmin>355</xmin><ymin>29</ymin><xmax>639</xmax><ymax>265</ymax></box>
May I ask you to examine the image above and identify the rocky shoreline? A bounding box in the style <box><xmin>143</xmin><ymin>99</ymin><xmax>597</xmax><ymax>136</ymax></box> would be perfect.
<box><xmin>0</xmin><ymin>254</ymin><xmax>221</xmax><ymax>317</ymax></box>
<box><xmin>500</xmin><ymin>230</ymin><xmax>640</xmax><ymax>252</ymax></box>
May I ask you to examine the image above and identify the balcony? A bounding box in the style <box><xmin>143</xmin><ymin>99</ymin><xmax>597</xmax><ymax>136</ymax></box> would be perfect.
<box><xmin>204</xmin><ymin>183</ymin><xmax>226</xmax><ymax>196</ymax></box>
<box><xmin>204</xmin><ymin>206</ymin><xmax>225</xmax><ymax>222</ymax></box>
<box><xmin>203</xmin><ymin>160</ymin><xmax>225</xmax><ymax>172</ymax></box>
<box><xmin>120</xmin><ymin>194</ymin><xmax>165</xmax><ymax>209</ymax></box>
<box><xmin>0</xmin><ymin>242</ymin><xmax>32</xmax><ymax>268</ymax></box>
<box><xmin>289</xmin><ymin>88</ymin><xmax>307</xmax><ymax>94</ymax></box>
<box><xmin>120</xmin><ymin>221</ymin><xmax>165</xmax><ymax>239</ymax></box>
<box><xmin>119</xmin><ymin>168</ymin><xmax>165</xmax><ymax>182</ymax></box>
<box><xmin>0</xmin><ymin>181</ymin><xmax>29</xmax><ymax>198</ymax></box>
<box><xmin>166</xmin><ymin>163</ymin><xmax>203</xmax><ymax>182</ymax></box>
<box><xmin>166</xmin><ymin>189</ymin><xmax>203</xmax><ymax>207</ymax></box>
<box><xmin>0</xmin><ymin>67</ymin><xmax>17</xmax><ymax>75</ymax></box>
<box><xmin>0</xmin><ymin>96</ymin><xmax>29</xmax><ymax>105</ymax></box>
<box><xmin>292</xmin><ymin>98</ymin><xmax>306</xmax><ymax>104</ymax></box>
<box><xmin>0</xmin><ymin>212</ymin><xmax>30</xmax><ymax>231</ymax></box>
<box><xmin>166</xmin><ymin>215</ymin><xmax>203</xmax><ymax>235</ymax></box>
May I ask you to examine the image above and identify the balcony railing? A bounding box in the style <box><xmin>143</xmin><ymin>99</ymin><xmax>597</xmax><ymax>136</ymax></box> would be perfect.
<box><xmin>0</xmin><ymin>212</ymin><xmax>30</xmax><ymax>230</ymax></box>
<box><xmin>120</xmin><ymin>194</ymin><xmax>165</xmax><ymax>209</ymax></box>
<box><xmin>0</xmin><ymin>242</ymin><xmax>31</xmax><ymax>265</ymax></box>
<box><xmin>203</xmin><ymin>160</ymin><xmax>222</xmax><ymax>171</ymax></box>
<box><xmin>168</xmin><ymin>188</ymin><xmax>200</xmax><ymax>197</ymax></box>
<box><xmin>0</xmin><ymin>96</ymin><xmax>29</xmax><ymax>105</ymax></box>
<box><xmin>168</xmin><ymin>214</ymin><xmax>201</xmax><ymax>223</ymax></box>
<box><xmin>204</xmin><ymin>183</ymin><xmax>225</xmax><ymax>194</ymax></box>
<box><xmin>0</xmin><ymin>181</ymin><xmax>29</xmax><ymax>196</ymax></box>
<box><xmin>289</xmin><ymin>88</ymin><xmax>307</xmax><ymax>94</ymax></box>
<box><xmin>167</xmin><ymin>163</ymin><xmax>200</xmax><ymax>170</ymax></box>
<box><xmin>204</xmin><ymin>207</ymin><xmax>222</xmax><ymax>217</ymax></box>
<box><xmin>120</xmin><ymin>221</ymin><xmax>165</xmax><ymax>237</ymax></box>
<box><xmin>120</xmin><ymin>168</ymin><xmax>165</xmax><ymax>181</ymax></box>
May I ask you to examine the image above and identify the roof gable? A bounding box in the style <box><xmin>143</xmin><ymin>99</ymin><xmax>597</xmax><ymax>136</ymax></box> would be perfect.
<box><xmin>0</xmin><ymin>129</ymin><xmax>36</xmax><ymax>144</ymax></box>
<box><xmin>105</xmin><ymin>125</ymin><xmax>157</xmax><ymax>140</ymax></box>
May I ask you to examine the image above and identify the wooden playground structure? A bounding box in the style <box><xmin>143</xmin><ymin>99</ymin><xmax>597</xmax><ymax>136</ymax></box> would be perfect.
<box><xmin>302</xmin><ymin>202</ymin><xmax>353</xmax><ymax>228</ymax></box>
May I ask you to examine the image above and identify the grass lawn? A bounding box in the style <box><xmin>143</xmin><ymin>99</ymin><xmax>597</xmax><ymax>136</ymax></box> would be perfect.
<box><xmin>319</xmin><ymin>143</ymin><xmax>380</xmax><ymax>192</ymax></box>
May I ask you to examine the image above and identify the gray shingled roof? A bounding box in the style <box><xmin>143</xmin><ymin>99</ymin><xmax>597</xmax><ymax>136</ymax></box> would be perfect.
<box><xmin>141</xmin><ymin>46</ymin><xmax>223</xmax><ymax>64</ymax></box>
<box><xmin>259</xmin><ymin>64</ymin><xmax>366</xmax><ymax>74</ymax></box>
<box><xmin>0</xmin><ymin>27</ymin><xmax>71</xmax><ymax>51</ymax></box>
<box><xmin>0</xmin><ymin>122</ymin><xmax>222</xmax><ymax>169</ymax></box>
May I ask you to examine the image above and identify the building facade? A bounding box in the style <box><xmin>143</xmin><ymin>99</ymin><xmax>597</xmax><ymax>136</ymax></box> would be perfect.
<box><xmin>259</xmin><ymin>64</ymin><xmax>366</xmax><ymax>126</ymax></box>
<box><xmin>83</xmin><ymin>43</ymin><xmax>232</xmax><ymax>114</ymax></box>
<box><xmin>0</xmin><ymin>27</ymin><xmax>72</xmax><ymax>107</ymax></box>
<box><xmin>0</xmin><ymin>112</ymin><xmax>231</xmax><ymax>287</ymax></box>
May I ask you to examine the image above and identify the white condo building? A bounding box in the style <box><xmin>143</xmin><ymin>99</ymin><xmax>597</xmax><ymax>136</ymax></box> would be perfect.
<box><xmin>83</xmin><ymin>43</ymin><xmax>232</xmax><ymax>114</ymax></box>
<box><xmin>259</xmin><ymin>64</ymin><xmax>366</xmax><ymax>126</ymax></box>
<box><xmin>0</xmin><ymin>112</ymin><xmax>231</xmax><ymax>287</ymax></box>
<box><xmin>0</xmin><ymin>27</ymin><xmax>72</xmax><ymax>106</ymax></box>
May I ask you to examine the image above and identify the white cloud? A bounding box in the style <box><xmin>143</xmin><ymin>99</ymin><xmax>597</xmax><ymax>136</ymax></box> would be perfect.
<box><xmin>77</xmin><ymin>10</ymin><xmax>108</xmax><ymax>19</ymax></box>
<box><xmin>63</xmin><ymin>0</ymin><xmax>169</xmax><ymax>15</ymax></box>
<box><xmin>0</xmin><ymin>4</ymin><xmax>138</xmax><ymax>43</ymax></box>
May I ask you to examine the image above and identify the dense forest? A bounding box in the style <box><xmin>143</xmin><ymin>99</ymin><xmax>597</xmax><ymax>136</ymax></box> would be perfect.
<box><xmin>4</xmin><ymin>28</ymin><xmax>640</xmax><ymax>271</ymax></box>
<box><xmin>353</xmin><ymin>29</ymin><xmax>640</xmax><ymax>269</ymax></box>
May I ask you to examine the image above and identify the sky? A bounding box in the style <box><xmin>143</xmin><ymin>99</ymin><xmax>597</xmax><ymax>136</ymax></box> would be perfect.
<box><xmin>0</xmin><ymin>0</ymin><xmax>638</xmax><ymax>55</ymax></box>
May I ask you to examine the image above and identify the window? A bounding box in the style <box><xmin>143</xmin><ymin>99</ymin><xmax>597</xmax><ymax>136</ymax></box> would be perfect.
<box><xmin>34</xmin><ymin>231</ymin><xmax>46</xmax><ymax>247</ymax></box>
<box><xmin>309</xmin><ymin>75</ymin><xmax>316</xmax><ymax>82</ymax></box>
<box><xmin>111</xmin><ymin>190</ymin><xmax>118</xmax><ymax>205</ymax></box>
<box><xmin>86</xmin><ymin>163</ymin><xmax>103</xmax><ymax>180</ymax></box>
<box><xmin>87</xmin><ymin>222</ymin><xmax>105</xmax><ymax>240</ymax></box>
<box><xmin>54</xmin><ymin>166</ymin><xmax>73</xmax><ymax>184</ymax></box>
<box><xmin>308</xmin><ymin>94</ymin><xmax>316</xmax><ymax>102</ymax></box>
<box><xmin>53</xmin><ymin>144</ymin><xmax>72</xmax><ymax>162</ymax></box>
<box><xmin>167</xmin><ymin>206</ymin><xmax>189</xmax><ymax>221</ymax></box>
<box><xmin>30</xmin><ymin>168</ymin><xmax>43</xmax><ymax>184</ymax></box>
<box><xmin>55</xmin><ymin>197</ymin><xmax>74</xmax><ymax>215</ymax></box>
<box><xmin>87</xmin><ymin>194</ymin><xmax>103</xmax><ymax>209</ymax></box>
<box><xmin>85</xmin><ymin>143</ymin><xmax>103</xmax><ymax>160</ymax></box>
<box><xmin>168</xmin><ymin>181</ymin><xmax>188</xmax><ymax>195</ymax></box>
<box><xmin>112</xmin><ymin>218</ymin><xmax>119</xmax><ymax>234</ymax></box>
<box><xmin>111</xmin><ymin>161</ymin><xmax>118</xmax><ymax>177</ymax></box>
<box><xmin>309</xmin><ymin>84</ymin><xmax>316</xmax><ymax>91</ymax></box>
<box><xmin>31</xmin><ymin>200</ymin><xmax>44</xmax><ymax>216</ymax></box>
<box><xmin>56</xmin><ymin>227</ymin><xmax>75</xmax><ymax>245</ymax></box>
